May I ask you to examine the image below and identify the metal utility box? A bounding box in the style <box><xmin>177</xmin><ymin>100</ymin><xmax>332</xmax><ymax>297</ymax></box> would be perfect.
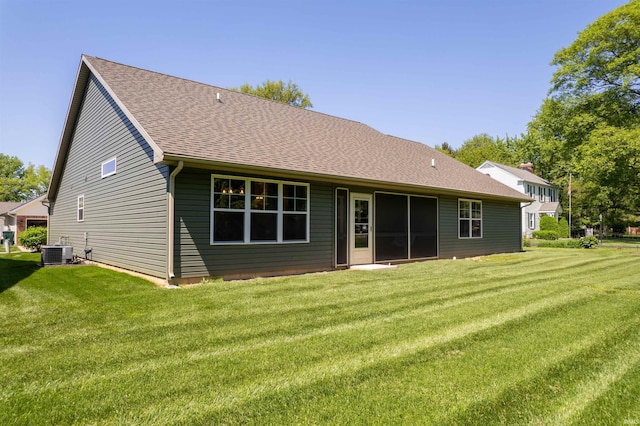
<box><xmin>41</xmin><ymin>245</ymin><xmax>74</xmax><ymax>265</ymax></box>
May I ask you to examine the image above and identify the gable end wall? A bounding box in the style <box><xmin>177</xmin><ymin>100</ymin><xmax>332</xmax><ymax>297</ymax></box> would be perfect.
<box><xmin>48</xmin><ymin>75</ymin><xmax>170</xmax><ymax>277</ymax></box>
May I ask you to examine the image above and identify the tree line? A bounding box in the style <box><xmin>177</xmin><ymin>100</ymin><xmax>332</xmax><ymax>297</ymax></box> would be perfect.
<box><xmin>437</xmin><ymin>1</ymin><xmax>640</xmax><ymax>231</ymax></box>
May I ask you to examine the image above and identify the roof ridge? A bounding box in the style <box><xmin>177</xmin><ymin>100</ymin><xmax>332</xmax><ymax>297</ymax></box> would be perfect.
<box><xmin>84</xmin><ymin>55</ymin><xmax>378</xmax><ymax>133</ymax></box>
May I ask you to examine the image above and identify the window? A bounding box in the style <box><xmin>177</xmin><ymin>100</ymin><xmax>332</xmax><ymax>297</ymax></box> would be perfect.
<box><xmin>211</xmin><ymin>175</ymin><xmax>309</xmax><ymax>244</ymax></box>
<box><xmin>77</xmin><ymin>195</ymin><xmax>85</xmax><ymax>222</ymax></box>
<box><xmin>101</xmin><ymin>157</ymin><xmax>117</xmax><ymax>178</ymax></box>
<box><xmin>538</xmin><ymin>186</ymin><xmax>544</xmax><ymax>202</ymax></box>
<box><xmin>459</xmin><ymin>199</ymin><xmax>482</xmax><ymax>239</ymax></box>
<box><xmin>528</xmin><ymin>212</ymin><xmax>535</xmax><ymax>230</ymax></box>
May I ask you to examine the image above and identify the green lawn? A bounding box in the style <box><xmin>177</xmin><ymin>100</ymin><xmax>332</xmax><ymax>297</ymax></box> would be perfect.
<box><xmin>1</xmin><ymin>248</ymin><xmax>639</xmax><ymax>425</ymax></box>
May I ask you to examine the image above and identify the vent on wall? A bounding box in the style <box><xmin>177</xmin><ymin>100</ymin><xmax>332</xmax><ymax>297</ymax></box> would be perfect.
<box><xmin>41</xmin><ymin>246</ymin><xmax>73</xmax><ymax>265</ymax></box>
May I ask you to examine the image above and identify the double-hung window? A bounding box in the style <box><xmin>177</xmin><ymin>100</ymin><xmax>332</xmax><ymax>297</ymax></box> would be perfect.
<box><xmin>528</xmin><ymin>212</ymin><xmax>535</xmax><ymax>229</ymax></box>
<box><xmin>459</xmin><ymin>199</ymin><xmax>482</xmax><ymax>238</ymax></box>
<box><xmin>211</xmin><ymin>175</ymin><xmax>309</xmax><ymax>244</ymax></box>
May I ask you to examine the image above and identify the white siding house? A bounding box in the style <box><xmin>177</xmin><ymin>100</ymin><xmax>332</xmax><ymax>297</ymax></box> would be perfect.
<box><xmin>476</xmin><ymin>161</ymin><xmax>562</xmax><ymax>237</ymax></box>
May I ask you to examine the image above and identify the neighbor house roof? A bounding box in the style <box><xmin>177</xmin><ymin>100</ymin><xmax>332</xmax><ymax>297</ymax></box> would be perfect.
<box><xmin>478</xmin><ymin>161</ymin><xmax>555</xmax><ymax>187</ymax></box>
<box><xmin>49</xmin><ymin>55</ymin><xmax>530</xmax><ymax>202</ymax></box>
<box><xmin>0</xmin><ymin>202</ymin><xmax>22</xmax><ymax>215</ymax></box>
<box><xmin>7</xmin><ymin>195</ymin><xmax>47</xmax><ymax>214</ymax></box>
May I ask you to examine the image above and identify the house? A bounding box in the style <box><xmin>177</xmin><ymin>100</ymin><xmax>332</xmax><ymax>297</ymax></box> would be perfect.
<box><xmin>0</xmin><ymin>195</ymin><xmax>49</xmax><ymax>244</ymax></box>
<box><xmin>476</xmin><ymin>161</ymin><xmax>562</xmax><ymax>237</ymax></box>
<box><xmin>47</xmin><ymin>55</ymin><xmax>531</xmax><ymax>282</ymax></box>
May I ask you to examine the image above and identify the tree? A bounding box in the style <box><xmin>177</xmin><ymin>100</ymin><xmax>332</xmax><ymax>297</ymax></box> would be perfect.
<box><xmin>0</xmin><ymin>154</ymin><xmax>25</xmax><ymax>201</ymax></box>
<box><xmin>454</xmin><ymin>134</ymin><xmax>516</xmax><ymax>168</ymax></box>
<box><xmin>230</xmin><ymin>80</ymin><xmax>313</xmax><ymax>108</ymax></box>
<box><xmin>0</xmin><ymin>154</ymin><xmax>51</xmax><ymax>201</ymax></box>
<box><xmin>525</xmin><ymin>1</ymin><xmax>640</xmax><ymax>225</ymax></box>
<box><xmin>550</xmin><ymin>0</ymin><xmax>640</xmax><ymax>103</ymax></box>
<box><xmin>434</xmin><ymin>142</ymin><xmax>457</xmax><ymax>157</ymax></box>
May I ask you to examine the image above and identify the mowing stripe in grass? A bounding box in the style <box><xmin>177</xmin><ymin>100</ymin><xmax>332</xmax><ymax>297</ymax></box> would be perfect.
<box><xmin>150</xmin><ymin>287</ymin><xmax>595</xmax><ymax>422</ymax></box>
<box><xmin>543</xmin><ymin>337</ymin><xmax>640</xmax><ymax>425</ymax></box>
<box><xmin>13</xmin><ymin>268</ymin><xmax>598</xmax><ymax>395</ymax></box>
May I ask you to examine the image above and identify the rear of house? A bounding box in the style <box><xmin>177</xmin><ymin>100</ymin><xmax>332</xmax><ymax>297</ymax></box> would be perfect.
<box><xmin>47</xmin><ymin>56</ymin><xmax>529</xmax><ymax>282</ymax></box>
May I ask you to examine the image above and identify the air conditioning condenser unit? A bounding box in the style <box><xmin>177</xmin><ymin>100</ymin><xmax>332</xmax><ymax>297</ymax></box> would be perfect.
<box><xmin>41</xmin><ymin>245</ymin><xmax>74</xmax><ymax>265</ymax></box>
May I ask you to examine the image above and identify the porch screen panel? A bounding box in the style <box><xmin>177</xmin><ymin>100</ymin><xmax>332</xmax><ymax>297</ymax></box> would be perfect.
<box><xmin>410</xmin><ymin>197</ymin><xmax>438</xmax><ymax>258</ymax></box>
<box><xmin>375</xmin><ymin>193</ymin><xmax>408</xmax><ymax>261</ymax></box>
<box><xmin>336</xmin><ymin>189</ymin><xmax>348</xmax><ymax>265</ymax></box>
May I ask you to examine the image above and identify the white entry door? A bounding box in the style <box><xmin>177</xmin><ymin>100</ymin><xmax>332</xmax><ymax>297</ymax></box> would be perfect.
<box><xmin>350</xmin><ymin>193</ymin><xmax>373</xmax><ymax>265</ymax></box>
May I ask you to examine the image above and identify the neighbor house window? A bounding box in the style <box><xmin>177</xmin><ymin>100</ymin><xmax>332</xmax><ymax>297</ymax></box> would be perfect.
<box><xmin>459</xmin><ymin>199</ymin><xmax>482</xmax><ymax>238</ymax></box>
<box><xmin>211</xmin><ymin>175</ymin><xmax>309</xmax><ymax>244</ymax></box>
<box><xmin>77</xmin><ymin>195</ymin><xmax>85</xmax><ymax>222</ymax></box>
<box><xmin>538</xmin><ymin>187</ymin><xmax>544</xmax><ymax>202</ymax></box>
<box><xmin>528</xmin><ymin>212</ymin><xmax>535</xmax><ymax>230</ymax></box>
<box><xmin>101</xmin><ymin>157</ymin><xmax>117</xmax><ymax>178</ymax></box>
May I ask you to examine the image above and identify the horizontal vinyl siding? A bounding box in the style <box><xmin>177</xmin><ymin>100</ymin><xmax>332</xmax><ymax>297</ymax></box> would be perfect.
<box><xmin>49</xmin><ymin>75</ymin><xmax>169</xmax><ymax>277</ymax></box>
<box><xmin>439</xmin><ymin>196</ymin><xmax>521</xmax><ymax>259</ymax></box>
<box><xmin>174</xmin><ymin>168</ymin><xmax>333</xmax><ymax>278</ymax></box>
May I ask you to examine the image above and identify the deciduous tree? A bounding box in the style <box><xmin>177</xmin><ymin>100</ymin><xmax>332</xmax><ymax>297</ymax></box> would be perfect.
<box><xmin>230</xmin><ymin>80</ymin><xmax>313</xmax><ymax>109</ymax></box>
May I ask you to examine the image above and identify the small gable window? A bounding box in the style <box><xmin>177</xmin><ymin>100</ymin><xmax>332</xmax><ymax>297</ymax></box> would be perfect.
<box><xmin>101</xmin><ymin>157</ymin><xmax>117</xmax><ymax>178</ymax></box>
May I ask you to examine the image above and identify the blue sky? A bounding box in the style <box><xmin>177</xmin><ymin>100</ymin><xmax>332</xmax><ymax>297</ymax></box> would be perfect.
<box><xmin>0</xmin><ymin>0</ymin><xmax>627</xmax><ymax>169</ymax></box>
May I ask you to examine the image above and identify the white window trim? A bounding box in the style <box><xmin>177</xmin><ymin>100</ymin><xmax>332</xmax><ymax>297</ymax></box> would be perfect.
<box><xmin>77</xmin><ymin>195</ymin><xmax>85</xmax><ymax>222</ymax></box>
<box><xmin>458</xmin><ymin>198</ymin><xmax>482</xmax><ymax>239</ymax></box>
<box><xmin>101</xmin><ymin>157</ymin><xmax>117</xmax><ymax>178</ymax></box>
<box><xmin>528</xmin><ymin>212</ymin><xmax>535</xmax><ymax>230</ymax></box>
<box><xmin>210</xmin><ymin>174</ymin><xmax>310</xmax><ymax>245</ymax></box>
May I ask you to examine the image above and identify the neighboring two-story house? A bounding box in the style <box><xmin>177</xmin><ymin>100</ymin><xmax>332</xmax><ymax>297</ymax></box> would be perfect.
<box><xmin>476</xmin><ymin>161</ymin><xmax>562</xmax><ymax>237</ymax></box>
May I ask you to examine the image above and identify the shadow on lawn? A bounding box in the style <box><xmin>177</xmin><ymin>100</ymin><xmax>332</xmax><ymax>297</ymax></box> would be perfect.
<box><xmin>0</xmin><ymin>253</ymin><xmax>40</xmax><ymax>293</ymax></box>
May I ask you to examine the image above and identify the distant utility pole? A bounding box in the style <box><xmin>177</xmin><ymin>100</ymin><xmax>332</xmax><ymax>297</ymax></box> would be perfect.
<box><xmin>568</xmin><ymin>173</ymin><xmax>572</xmax><ymax>237</ymax></box>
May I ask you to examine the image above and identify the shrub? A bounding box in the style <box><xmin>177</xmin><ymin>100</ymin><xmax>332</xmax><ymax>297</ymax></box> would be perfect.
<box><xmin>523</xmin><ymin>238</ymin><xmax>531</xmax><ymax>247</ymax></box>
<box><xmin>532</xmin><ymin>230</ymin><xmax>559</xmax><ymax>240</ymax></box>
<box><xmin>558</xmin><ymin>217</ymin><xmax>570</xmax><ymax>238</ymax></box>
<box><xmin>566</xmin><ymin>239</ymin><xmax>582</xmax><ymax>248</ymax></box>
<box><xmin>537</xmin><ymin>240</ymin><xmax>567</xmax><ymax>248</ymax></box>
<box><xmin>18</xmin><ymin>226</ymin><xmax>48</xmax><ymax>251</ymax></box>
<box><xmin>579</xmin><ymin>236</ymin><xmax>599</xmax><ymax>249</ymax></box>
<box><xmin>540</xmin><ymin>216</ymin><xmax>559</xmax><ymax>233</ymax></box>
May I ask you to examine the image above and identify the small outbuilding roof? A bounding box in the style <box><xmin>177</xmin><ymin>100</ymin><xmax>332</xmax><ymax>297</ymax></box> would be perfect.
<box><xmin>49</xmin><ymin>55</ymin><xmax>530</xmax><ymax>202</ymax></box>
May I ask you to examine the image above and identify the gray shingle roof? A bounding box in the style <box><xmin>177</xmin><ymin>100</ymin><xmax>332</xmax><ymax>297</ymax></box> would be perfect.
<box><xmin>480</xmin><ymin>161</ymin><xmax>555</xmax><ymax>187</ymax></box>
<box><xmin>0</xmin><ymin>202</ymin><xmax>22</xmax><ymax>215</ymax></box>
<box><xmin>54</xmin><ymin>55</ymin><xmax>529</xmax><ymax>202</ymax></box>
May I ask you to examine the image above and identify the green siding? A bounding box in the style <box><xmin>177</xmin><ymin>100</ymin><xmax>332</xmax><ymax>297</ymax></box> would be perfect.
<box><xmin>439</xmin><ymin>196</ymin><xmax>522</xmax><ymax>259</ymax></box>
<box><xmin>174</xmin><ymin>168</ymin><xmax>334</xmax><ymax>278</ymax></box>
<box><xmin>48</xmin><ymin>75</ymin><xmax>169</xmax><ymax>277</ymax></box>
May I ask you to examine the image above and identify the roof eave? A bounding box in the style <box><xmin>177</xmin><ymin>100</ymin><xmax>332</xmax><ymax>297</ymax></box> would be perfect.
<box><xmin>162</xmin><ymin>155</ymin><xmax>532</xmax><ymax>203</ymax></box>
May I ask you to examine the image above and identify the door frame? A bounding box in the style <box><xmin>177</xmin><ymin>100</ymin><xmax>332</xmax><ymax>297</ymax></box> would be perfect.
<box><xmin>349</xmin><ymin>192</ymin><xmax>373</xmax><ymax>265</ymax></box>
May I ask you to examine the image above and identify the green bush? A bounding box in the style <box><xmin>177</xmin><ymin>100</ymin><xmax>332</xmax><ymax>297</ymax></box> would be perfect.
<box><xmin>17</xmin><ymin>226</ymin><xmax>47</xmax><ymax>251</ymax></box>
<box><xmin>532</xmin><ymin>230</ymin><xmax>559</xmax><ymax>240</ymax></box>
<box><xmin>566</xmin><ymin>239</ymin><xmax>582</xmax><ymax>248</ymax></box>
<box><xmin>537</xmin><ymin>240</ymin><xmax>567</xmax><ymax>248</ymax></box>
<box><xmin>558</xmin><ymin>217</ymin><xmax>570</xmax><ymax>238</ymax></box>
<box><xmin>540</xmin><ymin>216</ymin><xmax>559</xmax><ymax>233</ymax></box>
<box><xmin>579</xmin><ymin>236</ymin><xmax>599</xmax><ymax>249</ymax></box>
<box><xmin>523</xmin><ymin>238</ymin><xmax>531</xmax><ymax>247</ymax></box>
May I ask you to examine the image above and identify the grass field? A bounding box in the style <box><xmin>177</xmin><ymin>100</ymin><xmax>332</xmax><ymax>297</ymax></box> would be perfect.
<box><xmin>1</xmin><ymin>248</ymin><xmax>639</xmax><ymax>425</ymax></box>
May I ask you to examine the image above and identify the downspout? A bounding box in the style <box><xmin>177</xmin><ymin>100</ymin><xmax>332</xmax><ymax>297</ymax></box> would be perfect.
<box><xmin>520</xmin><ymin>200</ymin><xmax>535</xmax><ymax>251</ymax></box>
<box><xmin>167</xmin><ymin>161</ymin><xmax>184</xmax><ymax>281</ymax></box>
